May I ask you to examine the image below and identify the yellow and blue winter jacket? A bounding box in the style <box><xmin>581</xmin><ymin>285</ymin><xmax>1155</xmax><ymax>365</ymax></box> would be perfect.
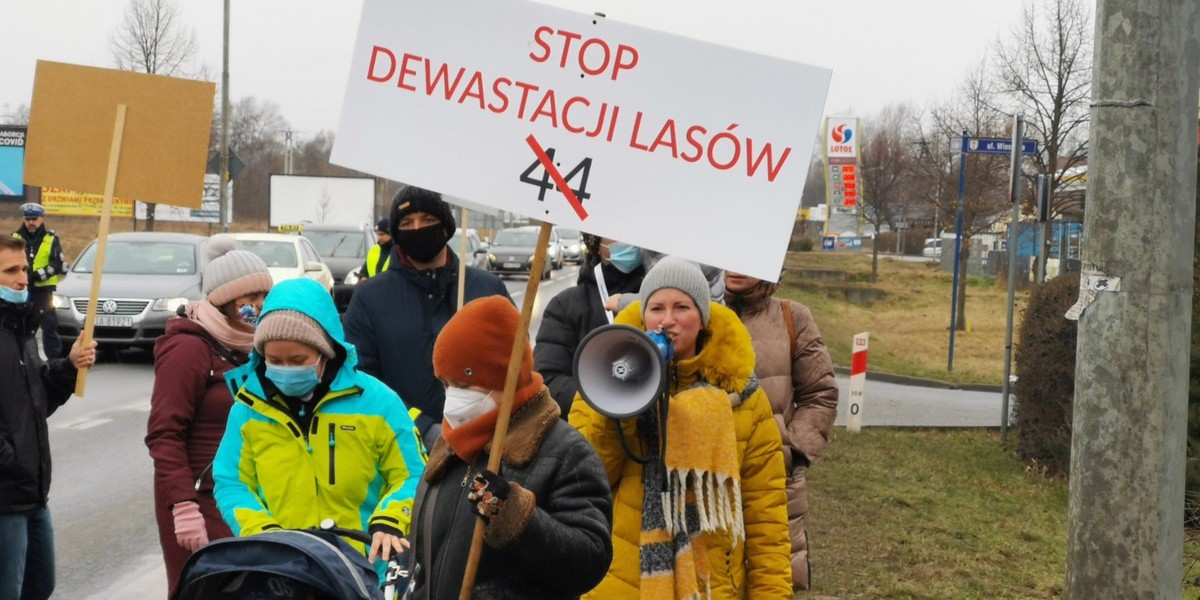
<box><xmin>213</xmin><ymin>278</ymin><xmax>426</xmax><ymax>545</ymax></box>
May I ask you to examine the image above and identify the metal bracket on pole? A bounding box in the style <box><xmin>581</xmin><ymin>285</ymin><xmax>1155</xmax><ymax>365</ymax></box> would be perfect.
<box><xmin>947</xmin><ymin>131</ymin><xmax>968</xmax><ymax>372</ymax></box>
<box><xmin>1035</xmin><ymin>174</ymin><xmax>1050</xmax><ymax>284</ymax></box>
<box><xmin>1000</xmin><ymin>115</ymin><xmax>1026</xmax><ymax>444</ymax></box>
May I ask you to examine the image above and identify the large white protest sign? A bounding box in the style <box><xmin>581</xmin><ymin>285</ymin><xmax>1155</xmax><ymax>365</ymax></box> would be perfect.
<box><xmin>333</xmin><ymin>0</ymin><xmax>830</xmax><ymax>281</ymax></box>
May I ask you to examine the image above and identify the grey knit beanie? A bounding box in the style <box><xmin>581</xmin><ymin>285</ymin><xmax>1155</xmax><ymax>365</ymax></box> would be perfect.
<box><xmin>640</xmin><ymin>256</ymin><xmax>712</xmax><ymax>326</ymax></box>
<box><xmin>253</xmin><ymin>309</ymin><xmax>337</xmax><ymax>359</ymax></box>
<box><xmin>203</xmin><ymin>235</ymin><xmax>274</xmax><ymax>307</ymax></box>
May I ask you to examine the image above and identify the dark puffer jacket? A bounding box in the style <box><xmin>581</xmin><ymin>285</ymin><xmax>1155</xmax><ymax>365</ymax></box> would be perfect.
<box><xmin>0</xmin><ymin>299</ymin><xmax>76</xmax><ymax>513</ymax></box>
<box><xmin>408</xmin><ymin>391</ymin><xmax>613</xmax><ymax>600</ymax></box>
<box><xmin>533</xmin><ymin>258</ymin><xmax>645</xmax><ymax>415</ymax></box>
<box><xmin>343</xmin><ymin>248</ymin><xmax>510</xmax><ymax>433</ymax></box>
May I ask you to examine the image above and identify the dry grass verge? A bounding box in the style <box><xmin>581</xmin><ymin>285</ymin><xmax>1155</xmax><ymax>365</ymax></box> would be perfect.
<box><xmin>778</xmin><ymin>251</ymin><xmax>1023</xmax><ymax>386</ymax></box>
<box><xmin>804</xmin><ymin>428</ymin><xmax>1067</xmax><ymax>599</ymax></box>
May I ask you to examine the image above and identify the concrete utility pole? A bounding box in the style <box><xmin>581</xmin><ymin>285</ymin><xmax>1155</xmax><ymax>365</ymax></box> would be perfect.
<box><xmin>1065</xmin><ymin>1</ymin><xmax>1199</xmax><ymax>598</ymax></box>
<box><xmin>218</xmin><ymin>0</ymin><xmax>231</xmax><ymax>234</ymax></box>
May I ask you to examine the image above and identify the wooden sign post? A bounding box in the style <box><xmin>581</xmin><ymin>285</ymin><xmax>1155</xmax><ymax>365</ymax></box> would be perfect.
<box><xmin>74</xmin><ymin>105</ymin><xmax>127</xmax><ymax>394</ymax></box>
<box><xmin>24</xmin><ymin>61</ymin><xmax>215</xmax><ymax>395</ymax></box>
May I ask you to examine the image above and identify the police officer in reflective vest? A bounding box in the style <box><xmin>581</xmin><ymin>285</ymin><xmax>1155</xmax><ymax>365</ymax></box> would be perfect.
<box><xmin>12</xmin><ymin>203</ymin><xmax>65</xmax><ymax>358</ymax></box>
<box><xmin>360</xmin><ymin>218</ymin><xmax>393</xmax><ymax>279</ymax></box>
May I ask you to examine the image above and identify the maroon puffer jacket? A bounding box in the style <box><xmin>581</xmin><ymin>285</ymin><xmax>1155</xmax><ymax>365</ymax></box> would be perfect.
<box><xmin>145</xmin><ymin>316</ymin><xmax>245</xmax><ymax>597</ymax></box>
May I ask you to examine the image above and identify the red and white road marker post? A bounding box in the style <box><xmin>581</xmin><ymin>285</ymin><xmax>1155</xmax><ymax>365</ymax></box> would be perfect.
<box><xmin>848</xmin><ymin>332</ymin><xmax>869</xmax><ymax>433</ymax></box>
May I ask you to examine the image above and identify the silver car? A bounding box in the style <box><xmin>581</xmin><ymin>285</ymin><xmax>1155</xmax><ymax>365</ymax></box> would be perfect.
<box><xmin>53</xmin><ymin>232</ymin><xmax>208</xmax><ymax>354</ymax></box>
<box><xmin>555</xmin><ymin>227</ymin><xmax>586</xmax><ymax>264</ymax></box>
<box><xmin>449</xmin><ymin>228</ymin><xmax>489</xmax><ymax>269</ymax></box>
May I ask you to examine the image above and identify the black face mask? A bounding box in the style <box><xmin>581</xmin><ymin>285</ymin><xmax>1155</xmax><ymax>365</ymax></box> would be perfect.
<box><xmin>394</xmin><ymin>224</ymin><xmax>450</xmax><ymax>263</ymax></box>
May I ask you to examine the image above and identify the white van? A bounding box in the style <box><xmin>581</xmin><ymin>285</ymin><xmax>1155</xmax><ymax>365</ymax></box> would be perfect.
<box><xmin>922</xmin><ymin>238</ymin><xmax>943</xmax><ymax>259</ymax></box>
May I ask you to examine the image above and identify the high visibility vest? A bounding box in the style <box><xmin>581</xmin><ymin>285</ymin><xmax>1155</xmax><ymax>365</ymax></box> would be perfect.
<box><xmin>12</xmin><ymin>231</ymin><xmax>61</xmax><ymax>287</ymax></box>
<box><xmin>365</xmin><ymin>244</ymin><xmax>391</xmax><ymax>277</ymax></box>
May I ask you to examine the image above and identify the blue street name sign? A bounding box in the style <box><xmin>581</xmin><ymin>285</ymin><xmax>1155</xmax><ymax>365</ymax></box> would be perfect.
<box><xmin>960</xmin><ymin>136</ymin><xmax>1038</xmax><ymax>156</ymax></box>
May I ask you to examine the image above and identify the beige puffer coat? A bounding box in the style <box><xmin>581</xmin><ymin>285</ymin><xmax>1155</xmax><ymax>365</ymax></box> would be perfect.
<box><xmin>727</xmin><ymin>280</ymin><xmax>838</xmax><ymax>591</ymax></box>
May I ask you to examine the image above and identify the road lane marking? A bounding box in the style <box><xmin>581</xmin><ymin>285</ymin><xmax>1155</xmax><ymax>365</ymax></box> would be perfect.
<box><xmin>70</xmin><ymin>418</ymin><xmax>114</xmax><ymax>430</ymax></box>
<box><xmin>119</xmin><ymin>400</ymin><xmax>151</xmax><ymax>412</ymax></box>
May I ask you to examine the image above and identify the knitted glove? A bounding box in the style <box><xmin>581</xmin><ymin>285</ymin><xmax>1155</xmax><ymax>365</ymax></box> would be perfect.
<box><xmin>172</xmin><ymin>501</ymin><xmax>209</xmax><ymax>551</ymax></box>
<box><xmin>467</xmin><ymin>469</ymin><xmax>510</xmax><ymax>522</ymax></box>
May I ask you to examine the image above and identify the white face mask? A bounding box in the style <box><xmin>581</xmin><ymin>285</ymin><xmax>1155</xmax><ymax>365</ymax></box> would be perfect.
<box><xmin>442</xmin><ymin>387</ymin><xmax>497</xmax><ymax>428</ymax></box>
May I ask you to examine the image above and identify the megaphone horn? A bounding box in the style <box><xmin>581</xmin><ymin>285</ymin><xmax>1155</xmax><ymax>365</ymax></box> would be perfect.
<box><xmin>573</xmin><ymin>324</ymin><xmax>668</xmax><ymax>419</ymax></box>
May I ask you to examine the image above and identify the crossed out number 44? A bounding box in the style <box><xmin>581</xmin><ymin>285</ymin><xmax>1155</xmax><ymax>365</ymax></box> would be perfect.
<box><xmin>522</xmin><ymin>135</ymin><xmax>592</xmax><ymax>220</ymax></box>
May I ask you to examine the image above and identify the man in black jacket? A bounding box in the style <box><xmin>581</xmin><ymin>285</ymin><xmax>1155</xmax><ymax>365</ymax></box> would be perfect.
<box><xmin>343</xmin><ymin>187</ymin><xmax>509</xmax><ymax>448</ymax></box>
<box><xmin>533</xmin><ymin>234</ymin><xmax>646</xmax><ymax>416</ymax></box>
<box><xmin>0</xmin><ymin>236</ymin><xmax>95</xmax><ymax>600</ymax></box>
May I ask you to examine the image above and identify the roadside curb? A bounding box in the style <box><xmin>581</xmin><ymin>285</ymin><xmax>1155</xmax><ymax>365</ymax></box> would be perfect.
<box><xmin>833</xmin><ymin>365</ymin><xmax>1003</xmax><ymax>393</ymax></box>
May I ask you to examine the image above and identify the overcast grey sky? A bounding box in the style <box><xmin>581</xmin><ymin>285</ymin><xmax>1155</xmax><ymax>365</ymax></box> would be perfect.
<box><xmin>1</xmin><ymin>0</ymin><xmax>1038</xmax><ymax>137</ymax></box>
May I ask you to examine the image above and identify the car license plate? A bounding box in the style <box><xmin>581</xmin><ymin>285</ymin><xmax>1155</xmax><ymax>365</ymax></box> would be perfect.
<box><xmin>503</xmin><ymin>262</ymin><xmax>520</xmax><ymax>269</ymax></box>
<box><xmin>95</xmin><ymin>316</ymin><xmax>133</xmax><ymax>327</ymax></box>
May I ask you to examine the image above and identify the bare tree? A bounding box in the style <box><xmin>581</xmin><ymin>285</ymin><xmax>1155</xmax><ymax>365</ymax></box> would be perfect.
<box><xmin>1</xmin><ymin>104</ymin><xmax>30</xmax><ymax>125</ymax></box>
<box><xmin>316</xmin><ymin>187</ymin><xmax>332</xmax><ymax>223</ymax></box>
<box><xmin>994</xmin><ymin>0</ymin><xmax>1092</xmax><ymax>218</ymax></box>
<box><xmin>110</xmin><ymin>0</ymin><xmax>202</xmax><ymax>231</ymax></box>
<box><xmin>798</xmin><ymin>148</ymin><xmax>827</xmax><ymax>231</ymax></box>
<box><xmin>914</xmin><ymin>63</ymin><xmax>1012</xmax><ymax>331</ymax></box>
<box><xmin>210</xmin><ymin>97</ymin><xmax>289</xmax><ymax>224</ymax></box>
<box><xmin>860</xmin><ymin>103</ymin><xmax>920</xmax><ymax>281</ymax></box>
<box><xmin>110</xmin><ymin>0</ymin><xmax>200</xmax><ymax>77</ymax></box>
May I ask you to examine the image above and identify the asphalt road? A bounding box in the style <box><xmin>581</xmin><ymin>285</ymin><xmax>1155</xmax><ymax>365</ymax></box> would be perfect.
<box><xmin>42</xmin><ymin>263</ymin><xmax>1005</xmax><ymax>599</ymax></box>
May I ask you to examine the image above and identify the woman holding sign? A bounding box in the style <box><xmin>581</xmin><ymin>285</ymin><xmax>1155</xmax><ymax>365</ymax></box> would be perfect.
<box><xmin>407</xmin><ymin>295</ymin><xmax>613</xmax><ymax>599</ymax></box>
<box><xmin>570</xmin><ymin>257</ymin><xmax>791</xmax><ymax>599</ymax></box>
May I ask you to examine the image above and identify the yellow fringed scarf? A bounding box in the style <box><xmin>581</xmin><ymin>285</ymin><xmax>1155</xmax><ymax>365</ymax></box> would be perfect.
<box><xmin>639</xmin><ymin>383</ymin><xmax>743</xmax><ymax>599</ymax></box>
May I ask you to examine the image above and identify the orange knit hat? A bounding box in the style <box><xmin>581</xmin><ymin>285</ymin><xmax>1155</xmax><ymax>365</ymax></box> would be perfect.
<box><xmin>433</xmin><ymin>295</ymin><xmax>543</xmax><ymax>401</ymax></box>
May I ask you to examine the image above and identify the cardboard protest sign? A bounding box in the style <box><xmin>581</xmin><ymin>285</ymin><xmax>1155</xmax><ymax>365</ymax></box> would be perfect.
<box><xmin>23</xmin><ymin>61</ymin><xmax>214</xmax><ymax>395</ymax></box>
<box><xmin>24</xmin><ymin>61</ymin><xmax>214</xmax><ymax>207</ymax></box>
<box><xmin>333</xmin><ymin>0</ymin><xmax>830</xmax><ymax>281</ymax></box>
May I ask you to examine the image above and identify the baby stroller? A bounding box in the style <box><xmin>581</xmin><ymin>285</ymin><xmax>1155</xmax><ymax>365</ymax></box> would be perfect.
<box><xmin>173</xmin><ymin>521</ymin><xmax>411</xmax><ymax>600</ymax></box>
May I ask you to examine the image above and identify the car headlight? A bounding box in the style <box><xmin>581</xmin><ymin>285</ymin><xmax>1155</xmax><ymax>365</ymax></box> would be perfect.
<box><xmin>52</xmin><ymin>293</ymin><xmax>70</xmax><ymax>310</ymax></box>
<box><xmin>151</xmin><ymin>297</ymin><xmax>189</xmax><ymax>312</ymax></box>
<box><xmin>488</xmin><ymin>254</ymin><xmax>496</xmax><ymax>262</ymax></box>
<box><xmin>344</xmin><ymin>267</ymin><xmax>361</xmax><ymax>286</ymax></box>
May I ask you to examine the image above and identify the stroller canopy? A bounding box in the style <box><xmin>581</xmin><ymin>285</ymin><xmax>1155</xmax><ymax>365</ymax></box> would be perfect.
<box><xmin>174</xmin><ymin>529</ymin><xmax>381</xmax><ymax>600</ymax></box>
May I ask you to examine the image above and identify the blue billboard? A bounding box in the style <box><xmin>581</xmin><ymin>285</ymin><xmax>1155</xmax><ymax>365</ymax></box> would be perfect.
<box><xmin>0</xmin><ymin>126</ymin><xmax>26</xmax><ymax>198</ymax></box>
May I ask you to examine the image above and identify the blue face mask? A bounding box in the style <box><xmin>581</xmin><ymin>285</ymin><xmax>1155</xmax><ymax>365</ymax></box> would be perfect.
<box><xmin>606</xmin><ymin>243</ymin><xmax>643</xmax><ymax>274</ymax></box>
<box><xmin>0</xmin><ymin>286</ymin><xmax>29</xmax><ymax>305</ymax></box>
<box><xmin>237</xmin><ymin>304</ymin><xmax>259</xmax><ymax>327</ymax></box>
<box><xmin>265</xmin><ymin>362</ymin><xmax>322</xmax><ymax>398</ymax></box>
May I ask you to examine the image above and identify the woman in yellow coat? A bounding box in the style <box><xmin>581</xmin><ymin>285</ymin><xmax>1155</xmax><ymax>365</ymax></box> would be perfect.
<box><xmin>570</xmin><ymin>257</ymin><xmax>791</xmax><ymax>599</ymax></box>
